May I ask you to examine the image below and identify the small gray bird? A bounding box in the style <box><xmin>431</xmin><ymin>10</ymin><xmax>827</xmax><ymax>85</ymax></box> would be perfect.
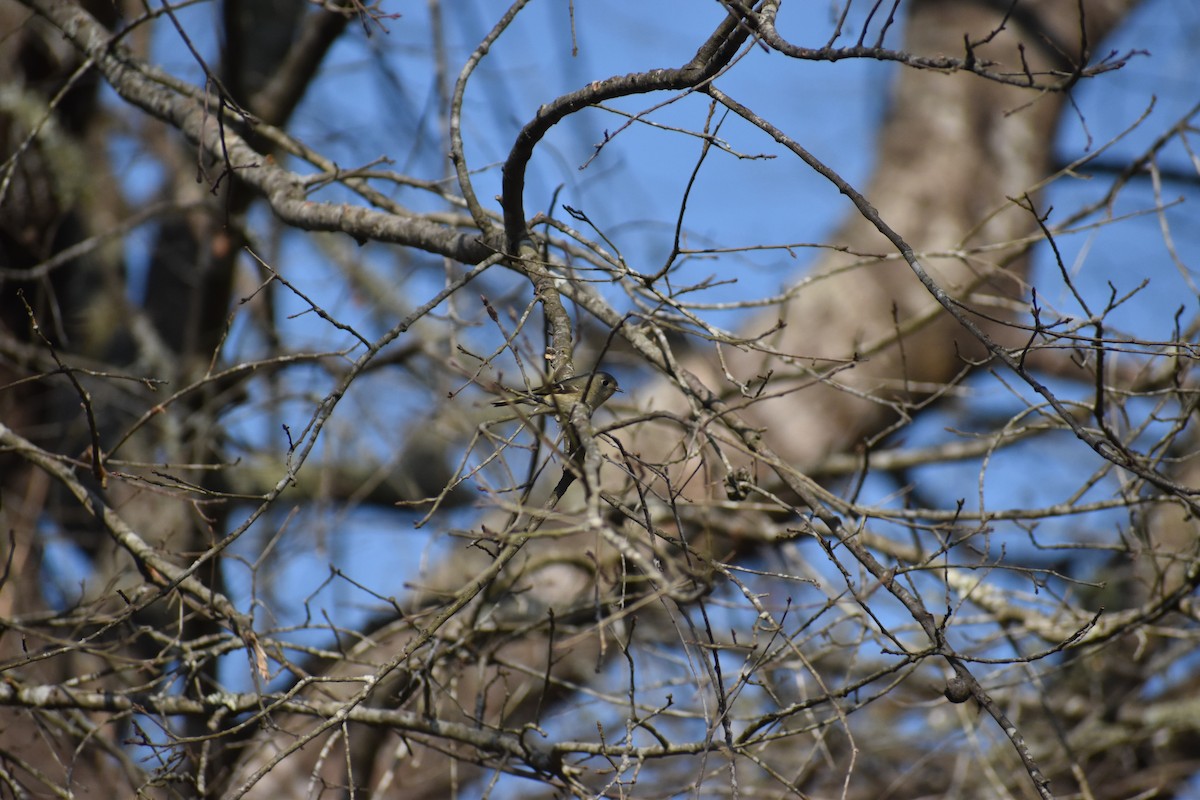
<box><xmin>492</xmin><ymin>372</ymin><xmax>621</xmax><ymax>415</ymax></box>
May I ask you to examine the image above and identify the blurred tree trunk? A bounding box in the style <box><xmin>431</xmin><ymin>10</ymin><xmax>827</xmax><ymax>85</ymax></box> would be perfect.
<box><xmin>1</xmin><ymin>0</ymin><xmax>136</xmax><ymax>790</ymax></box>
<box><xmin>0</xmin><ymin>0</ymin><xmax>331</xmax><ymax>793</ymax></box>
<box><xmin>668</xmin><ymin>0</ymin><xmax>1136</xmax><ymax>472</ymax></box>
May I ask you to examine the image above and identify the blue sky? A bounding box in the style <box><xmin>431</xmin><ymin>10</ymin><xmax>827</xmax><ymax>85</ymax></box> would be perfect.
<box><xmin>87</xmin><ymin>0</ymin><xmax>1200</xmax><ymax>708</ymax></box>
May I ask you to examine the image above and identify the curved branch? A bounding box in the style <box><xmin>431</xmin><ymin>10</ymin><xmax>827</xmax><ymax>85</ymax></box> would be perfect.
<box><xmin>499</xmin><ymin>4</ymin><xmax>754</xmax><ymax>250</ymax></box>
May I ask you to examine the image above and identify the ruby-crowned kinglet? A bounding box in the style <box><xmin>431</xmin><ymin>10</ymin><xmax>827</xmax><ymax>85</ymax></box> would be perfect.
<box><xmin>492</xmin><ymin>372</ymin><xmax>621</xmax><ymax>415</ymax></box>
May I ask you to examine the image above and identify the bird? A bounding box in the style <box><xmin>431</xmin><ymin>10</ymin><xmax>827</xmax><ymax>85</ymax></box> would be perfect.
<box><xmin>491</xmin><ymin>372</ymin><xmax>621</xmax><ymax>416</ymax></box>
